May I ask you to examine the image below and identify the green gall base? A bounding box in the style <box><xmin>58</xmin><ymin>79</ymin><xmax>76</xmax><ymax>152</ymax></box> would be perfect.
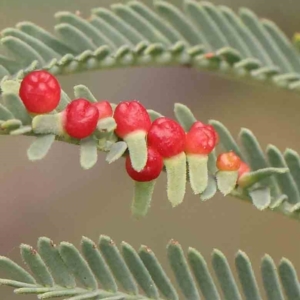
<box><xmin>32</xmin><ymin>112</ymin><xmax>64</xmax><ymax>136</ymax></box>
<box><xmin>216</xmin><ymin>170</ymin><xmax>238</xmax><ymax>195</ymax></box>
<box><xmin>164</xmin><ymin>152</ymin><xmax>187</xmax><ymax>207</ymax></box>
<box><xmin>124</xmin><ymin>130</ymin><xmax>148</xmax><ymax>172</ymax></box>
<box><xmin>132</xmin><ymin>180</ymin><xmax>156</xmax><ymax>217</ymax></box>
<box><xmin>187</xmin><ymin>154</ymin><xmax>208</xmax><ymax>195</ymax></box>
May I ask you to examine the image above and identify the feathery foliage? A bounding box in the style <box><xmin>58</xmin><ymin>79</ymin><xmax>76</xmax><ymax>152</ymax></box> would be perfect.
<box><xmin>0</xmin><ymin>1</ymin><xmax>300</xmax><ymax>96</ymax></box>
<box><xmin>0</xmin><ymin>78</ymin><xmax>299</xmax><ymax>221</ymax></box>
<box><xmin>1</xmin><ymin>235</ymin><xmax>299</xmax><ymax>300</ymax></box>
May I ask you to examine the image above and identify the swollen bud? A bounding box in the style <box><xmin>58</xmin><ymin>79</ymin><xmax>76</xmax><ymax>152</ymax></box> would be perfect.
<box><xmin>114</xmin><ymin>100</ymin><xmax>151</xmax><ymax>172</ymax></box>
<box><xmin>148</xmin><ymin>117</ymin><xmax>186</xmax><ymax>207</ymax></box>
<box><xmin>185</xmin><ymin>121</ymin><xmax>218</xmax><ymax>194</ymax></box>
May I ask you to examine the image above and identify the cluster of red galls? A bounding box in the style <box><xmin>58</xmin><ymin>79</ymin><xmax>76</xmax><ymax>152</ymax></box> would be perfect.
<box><xmin>18</xmin><ymin>70</ymin><xmax>250</xmax><ymax>187</ymax></box>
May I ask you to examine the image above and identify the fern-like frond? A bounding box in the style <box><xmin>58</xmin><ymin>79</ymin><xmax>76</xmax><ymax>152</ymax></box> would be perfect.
<box><xmin>0</xmin><ymin>80</ymin><xmax>299</xmax><ymax>221</ymax></box>
<box><xmin>0</xmin><ymin>1</ymin><xmax>300</xmax><ymax>95</ymax></box>
<box><xmin>1</xmin><ymin>235</ymin><xmax>298</xmax><ymax>300</ymax></box>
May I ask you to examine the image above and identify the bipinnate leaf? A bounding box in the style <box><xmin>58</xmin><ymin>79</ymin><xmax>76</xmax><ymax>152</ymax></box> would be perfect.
<box><xmin>1</xmin><ymin>235</ymin><xmax>300</xmax><ymax>300</ymax></box>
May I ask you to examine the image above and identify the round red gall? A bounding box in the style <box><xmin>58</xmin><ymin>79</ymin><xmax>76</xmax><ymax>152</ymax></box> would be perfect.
<box><xmin>238</xmin><ymin>161</ymin><xmax>251</xmax><ymax>179</ymax></box>
<box><xmin>64</xmin><ymin>98</ymin><xmax>99</xmax><ymax>139</ymax></box>
<box><xmin>19</xmin><ymin>70</ymin><xmax>61</xmax><ymax>113</ymax></box>
<box><xmin>126</xmin><ymin>146</ymin><xmax>163</xmax><ymax>182</ymax></box>
<box><xmin>185</xmin><ymin>121</ymin><xmax>217</xmax><ymax>155</ymax></box>
<box><xmin>114</xmin><ymin>100</ymin><xmax>151</xmax><ymax>138</ymax></box>
<box><xmin>147</xmin><ymin>117</ymin><xmax>186</xmax><ymax>158</ymax></box>
<box><xmin>217</xmin><ymin>151</ymin><xmax>241</xmax><ymax>171</ymax></box>
<box><xmin>94</xmin><ymin>101</ymin><xmax>113</xmax><ymax>120</ymax></box>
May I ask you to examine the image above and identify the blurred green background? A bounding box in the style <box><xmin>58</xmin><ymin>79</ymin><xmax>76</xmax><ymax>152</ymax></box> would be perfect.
<box><xmin>1</xmin><ymin>0</ymin><xmax>300</xmax><ymax>299</ymax></box>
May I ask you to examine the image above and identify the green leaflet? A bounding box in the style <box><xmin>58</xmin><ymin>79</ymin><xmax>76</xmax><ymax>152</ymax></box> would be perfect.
<box><xmin>131</xmin><ymin>181</ymin><xmax>156</xmax><ymax>217</ymax></box>
<box><xmin>2</xmin><ymin>28</ymin><xmax>61</xmax><ymax>62</ymax></box>
<box><xmin>238</xmin><ymin>167</ymin><xmax>288</xmax><ymax>188</ymax></box>
<box><xmin>55</xmin><ymin>12</ymin><xmax>115</xmax><ymax>49</ymax></box>
<box><xmin>210</xmin><ymin>120</ymin><xmax>243</xmax><ymax>158</ymax></box>
<box><xmin>59</xmin><ymin>242</ymin><xmax>98</xmax><ymax>290</ymax></box>
<box><xmin>80</xmin><ymin>137</ymin><xmax>98</xmax><ymax>170</ymax></box>
<box><xmin>267</xmin><ymin>145</ymin><xmax>300</xmax><ymax>205</ymax></box>
<box><xmin>147</xmin><ymin>109</ymin><xmax>163</xmax><ymax>121</ymax></box>
<box><xmin>55</xmin><ymin>24</ymin><xmax>97</xmax><ymax>53</ymax></box>
<box><xmin>235</xmin><ymin>251</ymin><xmax>261</xmax><ymax>300</ymax></box>
<box><xmin>154</xmin><ymin>1</ymin><xmax>205</xmax><ymax>46</ymax></box>
<box><xmin>278</xmin><ymin>258</ymin><xmax>300</xmax><ymax>299</ymax></box>
<box><xmin>2</xmin><ymin>93</ymin><xmax>31</xmax><ymax>125</ymax></box>
<box><xmin>249</xmin><ymin>187</ymin><xmax>271</xmax><ymax>210</ymax></box>
<box><xmin>74</xmin><ymin>85</ymin><xmax>97</xmax><ymax>102</ymax></box>
<box><xmin>167</xmin><ymin>240</ymin><xmax>200</xmax><ymax>300</ymax></box>
<box><xmin>239</xmin><ymin>8</ymin><xmax>293</xmax><ymax>73</ymax></box>
<box><xmin>99</xmin><ymin>236</ymin><xmax>138</xmax><ymax>295</ymax></box>
<box><xmin>112</xmin><ymin>4</ymin><xmax>170</xmax><ymax>46</ymax></box>
<box><xmin>0</xmin><ymin>256</ymin><xmax>35</xmax><ymax>284</ymax></box>
<box><xmin>261</xmin><ymin>255</ymin><xmax>284</xmax><ymax>300</ymax></box>
<box><xmin>216</xmin><ymin>170</ymin><xmax>238</xmax><ymax>196</ymax></box>
<box><xmin>97</xmin><ymin>117</ymin><xmax>117</xmax><ymax>133</ymax></box>
<box><xmin>200</xmin><ymin>175</ymin><xmax>217</xmax><ymax>201</ymax></box>
<box><xmin>139</xmin><ymin>245</ymin><xmax>179</xmax><ymax>300</ymax></box>
<box><xmin>27</xmin><ymin>134</ymin><xmax>55</xmax><ymax>161</ymax></box>
<box><xmin>121</xmin><ymin>242</ymin><xmax>159</xmax><ymax>299</ymax></box>
<box><xmin>106</xmin><ymin>141</ymin><xmax>127</xmax><ymax>164</ymax></box>
<box><xmin>81</xmin><ymin>237</ymin><xmax>117</xmax><ymax>292</ymax></box>
<box><xmin>188</xmin><ymin>248</ymin><xmax>220</xmax><ymax>299</ymax></box>
<box><xmin>129</xmin><ymin>1</ymin><xmax>184</xmax><ymax>45</ymax></box>
<box><xmin>185</xmin><ymin>1</ymin><xmax>228</xmax><ymax>51</ymax></box>
<box><xmin>212</xmin><ymin>250</ymin><xmax>242</xmax><ymax>300</ymax></box>
<box><xmin>174</xmin><ymin>103</ymin><xmax>196</xmax><ymax>131</ymax></box>
<box><xmin>20</xmin><ymin>244</ymin><xmax>54</xmax><ymax>287</ymax></box>
<box><xmin>38</xmin><ymin>238</ymin><xmax>75</xmax><ymax>288</ymax></box>
<box><xmin>1</xmin><ymin>36</ymin><xmax>44</xmax><ymax>66</ymax></box>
